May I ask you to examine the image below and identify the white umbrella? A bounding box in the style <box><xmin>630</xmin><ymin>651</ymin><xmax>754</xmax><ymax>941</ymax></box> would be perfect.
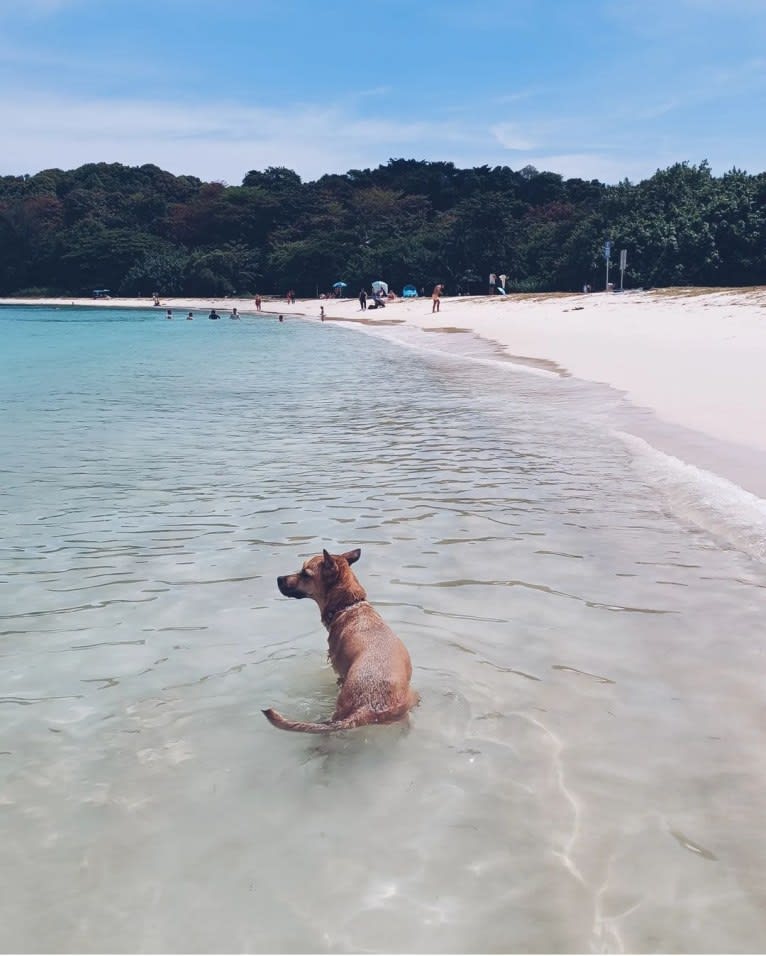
<box><xmin>371</xmin><ymin>280</ymin><xmax>388</xmax><ymax>294</ymax></box>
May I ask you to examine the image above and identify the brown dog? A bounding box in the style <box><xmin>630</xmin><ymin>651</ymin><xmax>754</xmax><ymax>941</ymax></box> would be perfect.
<box><xmin>263</xmin><ymin>548</ymin><xmax>418</xmax><ymax>733</ymax></box>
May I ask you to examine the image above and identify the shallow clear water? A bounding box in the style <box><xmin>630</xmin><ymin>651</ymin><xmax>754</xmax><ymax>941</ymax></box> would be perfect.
<box><xmin>2</xmin><ymin>305</ymin><xmax>766</xmax><ymax>953</ymax></box>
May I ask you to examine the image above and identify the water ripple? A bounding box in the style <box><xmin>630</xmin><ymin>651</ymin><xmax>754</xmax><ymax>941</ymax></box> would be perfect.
<box><xmin>3</xmin><ymin>307</ymin><xmax>766</xmax><ymax>953</ymax></box>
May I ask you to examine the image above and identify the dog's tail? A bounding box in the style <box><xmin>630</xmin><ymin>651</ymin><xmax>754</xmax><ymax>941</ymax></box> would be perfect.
<box><xmin>262</xmin><ymin>706</ymin><xmax>381</xmax><ymax>734</ymax></box>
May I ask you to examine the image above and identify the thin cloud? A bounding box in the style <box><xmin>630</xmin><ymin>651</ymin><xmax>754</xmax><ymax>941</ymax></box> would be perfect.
<box><xmin>1</xmin><ymin>85</ymin><xmax>760</xmax><ymax>187</ymax></box>
<box><xmin>520</xmin><ymin>152</ymin><xmax>660</xmax><ymax>183</ymax></box>
<box><xmin>0</xmin><ymin>93</ymin><xmax>464</xmax><ymax>182</ymax></box>
<box><xmin>353</xmin><ymin>86</ymin><xmax>393</xmax><ymax>99</ymax></box>
<box><xmin>0</xmin><ymin>37</ymin><xmax>167</xmax><ymax>84</ymax></box>
<box><xmin>492</xmin><ymin>89</ymin><xmax>538</xmax><ymax>105</ymax></box>
<box><xmin>709</xmin><ymin>57</ymin><xmax>766</xmax><ymax>89</ymax></box>
<box><xmin>637</xmin><ymin>99</ymin><xmax>682</xmax><ymax>120</ymax></box>
<box><xmin>681</xmin><ymin>0</ymin><xmax>766</xmax><ymax>12</ymax></box>
<box><xmin>0</xmin><ymin>0</ymin><xmax>82</xmax><ymax>17</ymax></box>
<box><xmin>490</xmin><ymin>122</ymin><xmax>539</xmax><ymax>151</ymax></box>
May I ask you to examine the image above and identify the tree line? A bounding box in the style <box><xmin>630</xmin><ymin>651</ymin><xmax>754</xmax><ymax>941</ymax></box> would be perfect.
<box><xmin>0</xmin><ymin>157</ymin><xmax>763</xmax><ymax>297</ymax></box>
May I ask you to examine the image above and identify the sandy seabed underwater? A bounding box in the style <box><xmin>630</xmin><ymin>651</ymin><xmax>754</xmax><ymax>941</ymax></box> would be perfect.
<box><xmin>2</xmin><ymin>305</ymin><xmax>766</xmax><ymax>953</ymax></box>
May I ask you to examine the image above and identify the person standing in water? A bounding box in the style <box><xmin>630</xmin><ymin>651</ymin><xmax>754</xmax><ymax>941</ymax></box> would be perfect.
<box><xmin>231</xmin><ymin>308</ymin><xmax>240</xmax><ymax>319</ymax></box>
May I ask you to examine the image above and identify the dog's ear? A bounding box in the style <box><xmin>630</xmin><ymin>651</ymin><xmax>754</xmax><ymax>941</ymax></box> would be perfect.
<box><xmin>322</xmin><ymin>549</ymin><xmax>339</xmax><ymax>581</ymax></box>
<box><xmin>342</xmin><ymin>548</ymin><xmax>361</xmax><ymax>565</ymax></box>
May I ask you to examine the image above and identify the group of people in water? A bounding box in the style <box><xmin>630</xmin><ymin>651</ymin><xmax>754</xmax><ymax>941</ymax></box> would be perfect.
<box><xmin>156</xmin><ymin>283</ymin><xmax>446</xmax><ymax>322</ymax></box>
<box><xmin>163</xmin><ymin>307</ymin><xmax>282</xmax><ymax>321</ymax></box>
<box><xmin>163</xmin><ymin>308</ymin><xmax>236</xmax><ymax>320</ymax></box>
<box><xmin>156</xmin><ymin>294</ymin><xmax>263</xmax><ymax>316</ymax></box>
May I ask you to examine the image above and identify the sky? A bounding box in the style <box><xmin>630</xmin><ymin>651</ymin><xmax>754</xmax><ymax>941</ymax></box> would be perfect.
<box><xmin>1</xmin><ymin>0</ymin><xmax>765</xmax><ymax>186</ymax></box>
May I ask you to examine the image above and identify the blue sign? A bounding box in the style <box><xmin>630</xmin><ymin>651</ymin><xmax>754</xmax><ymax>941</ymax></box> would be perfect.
<box><xmin>604</xmin><ymin>241</ymin><xmax>612</xmax><ymax>261</ymax></box>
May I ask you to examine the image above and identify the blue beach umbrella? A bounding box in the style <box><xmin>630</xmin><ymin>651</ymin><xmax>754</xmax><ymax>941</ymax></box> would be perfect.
<box><xmin>332</xmin><ymin>281</ymin><xmax>348</xmax><ymax>289</ymax></box>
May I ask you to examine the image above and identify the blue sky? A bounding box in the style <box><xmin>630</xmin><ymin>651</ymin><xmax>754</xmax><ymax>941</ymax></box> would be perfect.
<box><xmin>1</xmin><ymin>0</ymin><xmax>765</xmax><ymax>185</ymax></box>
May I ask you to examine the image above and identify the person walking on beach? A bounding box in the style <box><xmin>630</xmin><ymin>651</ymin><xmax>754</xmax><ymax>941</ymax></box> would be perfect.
<box><xmin>320</xmin><ymin>306</ymin><xmax>325</xmax><ymax>321</ymax></box>
<box><xmin>359</xmin><ymin>289</ymin><xmax>367</xmax><ymax>311</ymax></box>
<box><xmin>432</xmin><ymin>283</ymin><xmax>443</xmax><ymax>313</ymax></box>
<box><xmin>255</xmin><ymin>294</ymin><xmax>262</xmax><ymax>311</ymax></box>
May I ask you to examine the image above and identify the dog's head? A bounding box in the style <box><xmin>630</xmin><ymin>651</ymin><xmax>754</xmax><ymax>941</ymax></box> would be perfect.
<box><xmin>277</xmin><ymin>548</ymin><xmax>362</xmax><ymax>604</ymax></box>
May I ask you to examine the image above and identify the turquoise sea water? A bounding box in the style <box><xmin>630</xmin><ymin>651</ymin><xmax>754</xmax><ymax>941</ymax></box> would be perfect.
<box><xmin>2</xmin><ymin>305</ymin><xmax>766</xmax><ymax>953</ymax></box>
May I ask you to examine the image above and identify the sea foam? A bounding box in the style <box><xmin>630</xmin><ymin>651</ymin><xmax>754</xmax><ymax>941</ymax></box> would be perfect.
<box><xmin>618</xmin><ymin>430</ymin><xmax>766</xmax><ymax>562</ymax></box>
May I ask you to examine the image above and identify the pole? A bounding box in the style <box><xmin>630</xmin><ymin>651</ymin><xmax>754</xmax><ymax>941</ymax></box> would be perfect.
<box><xmin>606</xmin><ymin>257</ymin><xmax>610</xmax><ymax>292</ymax></box>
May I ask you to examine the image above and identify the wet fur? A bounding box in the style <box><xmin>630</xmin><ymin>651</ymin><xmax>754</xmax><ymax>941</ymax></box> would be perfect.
<box><xmin>263</xmin><ymin>548</ymin><xmax>419</xmax><ymax>733</ymax></box>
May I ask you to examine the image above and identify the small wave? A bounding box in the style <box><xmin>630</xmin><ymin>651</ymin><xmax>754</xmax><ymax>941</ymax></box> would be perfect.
<box><xmin>618</xmin><ymin>431</ymin><xmax>766</xmax><ymax>562</ymax></box>
<box><xmin>332</xmin><ymin>318</ymin><xmax>559</xmax><ymax>379</ymax></box>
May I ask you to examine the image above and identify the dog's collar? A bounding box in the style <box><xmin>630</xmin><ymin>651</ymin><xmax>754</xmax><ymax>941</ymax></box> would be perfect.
<box><xmin>324</xmin><ymin>598</ymin><xmax>369</xmax><ymax>628</ymax></box>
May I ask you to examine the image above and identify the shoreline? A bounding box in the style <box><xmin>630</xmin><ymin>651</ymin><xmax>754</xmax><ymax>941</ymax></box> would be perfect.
<box><xmin>3</xmin><ymin>288</ymin><xmax>766</xmax><ymax>506</ymax></box>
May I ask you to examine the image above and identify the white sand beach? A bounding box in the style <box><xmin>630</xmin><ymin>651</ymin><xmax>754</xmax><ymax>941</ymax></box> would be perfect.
<box><xmin>6</xmin><ymin>287</ymin><xmax>765</xmax><ymax>500</ymax></box>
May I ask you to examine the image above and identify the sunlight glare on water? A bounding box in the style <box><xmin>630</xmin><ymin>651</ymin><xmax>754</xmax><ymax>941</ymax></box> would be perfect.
<box><xmin>2</xmin><ymin>306</ymin><xmax>766</xmax><ymax>953</ymax></box>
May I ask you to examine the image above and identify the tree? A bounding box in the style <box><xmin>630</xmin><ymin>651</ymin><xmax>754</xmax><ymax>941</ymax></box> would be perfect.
<box><xmin>185</xmin><ymin>242</ymin><xmax>261</xmax><ymax>296</ymax></box>
<box><xmin>0</xmin><ymin>156</ymin><xmax>764</xmax><ymax>295</ymax></box>
<box><xmin>120</xmin><ymin>248</ymin><xmax>189</xmax><ymax>295</ymax></box>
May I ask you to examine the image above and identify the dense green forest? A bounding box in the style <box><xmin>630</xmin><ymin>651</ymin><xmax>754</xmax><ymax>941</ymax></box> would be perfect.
<box><xmin>0</xmin><ymin>158</ymin><xmax>764</xmax><ymax>297</ymax></box>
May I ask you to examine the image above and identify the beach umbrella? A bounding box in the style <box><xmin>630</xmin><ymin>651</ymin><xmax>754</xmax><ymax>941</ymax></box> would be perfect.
<box><xmin>402</xmin><ymin>284</ymin><xmax>418</xmax><ymax>298</ymax></box>
<box><xmin>371</xmin><ymin>280</ymin><xmax>388</xmax><ymax>294</ymax></box>
<box><xmin>332</xmin><ymin>281</ymin><xmax>348</xmax><ymax>289</ymax></box>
